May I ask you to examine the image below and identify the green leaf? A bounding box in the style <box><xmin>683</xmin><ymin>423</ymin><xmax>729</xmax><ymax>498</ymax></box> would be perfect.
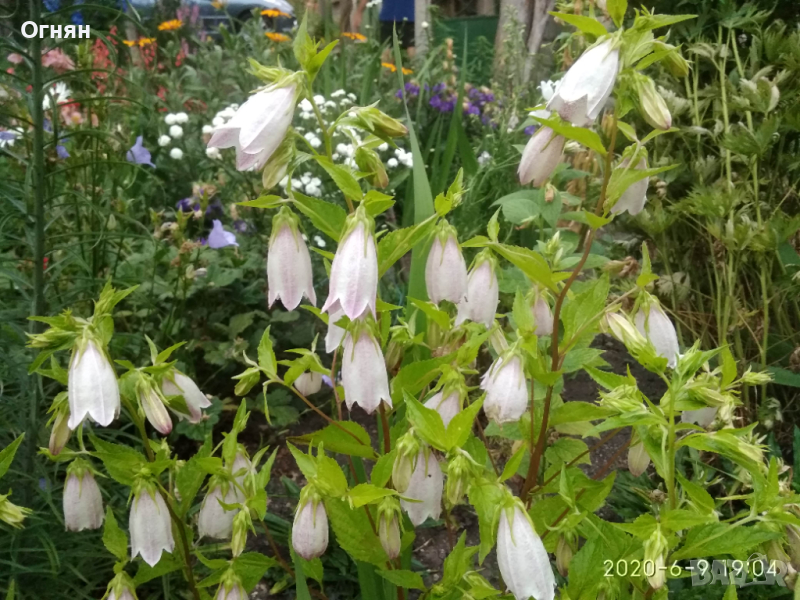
<box><xmin>606</xmin><ymin>164</ymin><xmax>677</xmax><ymax>207</ymax></box>
<box><xmin>501</xmin><ymin>443</ymin><xmax>527</xmax><ymax>482</ymax></box>
<box><xmin>404</xmin><ymin>393</ymin><xmax>447</xmax><ymax>451</ymax></box>
<box><xmin>102</xmin><ymin>508</ymin><xmax>128</xmax><ymax>562</ymax></box>
<box><xmin>492</xmin><ymin>190</ymin><xmax>540</xmax><ymax>225</ymax></box>
<box><xmin>550</xmin><ymin>402</ymin><xmax>614</xmax><ymax>426</ymax></box>
<box><xmin>313</xmin><ymin>155</ymin><xmax>363</xmax><ymax>200</ymax></box>
<box><xmin>292</xmin><ymin>192</ymin><xmax>348</xmax><ymax>242</ymax></box>
<box><xmin>316</xmin><ymin>455</ymin><xmax>349</xmax><ymax>497</ymax></box>
<box><xmin>670</xmin><ymin>523</ymin><xmax>780</xmax><ymax>561</ymax></box>
<box><xmin>534</xmin><ymin>116</ymin><xmax>607</xmax><ymax>156</ymax></box>
<box><xmin>237</xmin><ymin>195</ymin><xmax>283</xmax><ymax>209</ymax></box>
<box><xmin>371</xmin><ymin>450</ymin><xmax>396</xmax><ymax>487</ymax></box>
<box><xmin>512</xmin><ymin>289</ymin><xmax>535</xmax><ymax>334</ymax></box>
<box><xmin>257</xmin><ymin>327</ymin><xmax>277</xmax><ymax>376</ymax></box>
<box><xmin>661</xmin><ymin>509</ymin><xmax>716</xmax><ymax>532</ymax></box>
<box><xmin>390</xmin><ymin>354</ymin><xmax>455</xmax><ymax>406</ymax></box>
<box><xmin>90</xmin><ymin>437</ymin><xmax>149</xmax><ymax>486</ymax></box>
<box><xmin>491</xmin><ymin>243</ymin><xmax>558</xmax><ymax>292</ymax></box>
<box><xmin>287</xmin><ymin>443</ymin><xmax>317</xmax><ymax>480</ymax></box>
<box><xmin>377</xmin><ymin>216</ymin><xmax>437</xmax><ymax>276</ymax></box>
<box><xmin>468</xmin><ymin>483</ymin><xmax>504</xmax><ymax>562</ymax></box>
<box><xmin>349</xmin><ymin>483</ymin><xmax>396</xmax><ymax>507</ymax></box>
<box><xmin>408</xmin><ymin>298</ymin><xmax>450</xmax><ymax>330</ymax></box>
<box><xmin>363</xmin><ymin>190</ymin><xmax>395</xmax><ymax>216</ymax></box>
<box><xmin>234</xmin><ymin>553</ymin><xmax>279</xmax><ymax>590</ymax></box>
<box><xmin>291</xmin><ymin>422</ymin><xmax>376</xmax><ymax>459</ymax></box>
<box><xmin>377</xmin><ymin>569</ymin><xmax>426</xmax><ymax>590</ymax></box>
<box><xmin>134</xmin><ymin>553</ymin><xmax>182</xmax><ymax>585</ymax></box>
<box><xmin>676</xmin><ymin>473</ymin><xmax>716</xmax><ymax>514</ymax></box>
<box><xmin>446</xmin><ymin>398</ymin><xmax>484</xmax><ymax>450</ymax></box>
<box><xmin>441</xmin><ymin>532</ymin><xmax>479</xmax><ymax>589</ymax></box>
<box><xmin>550</xmin><ymin>12</ymin><xmax>608</xmax><ymax>37</ymax></box>
<box><xmin>325</xmin><ymin>498</ymin><xmax>388</xmax><ymax>565</ymax></box>
<box><xmin>606</xmin><ymin>0</ymin><xmax>627</xmax><ymax>27</ymax></box>
<box><xmin>307</xmin><ymin>40</ymin><xmax>339</xmax><ymax>81</ymax></box>
<box><xmin>0</xmin><ymin>434</ymin><xmax>24</xmax><ymax>481</ymax></box>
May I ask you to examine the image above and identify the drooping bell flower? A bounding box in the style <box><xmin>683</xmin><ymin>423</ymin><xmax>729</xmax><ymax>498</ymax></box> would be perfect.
<box><xmin>518</xmin><ymin>127</ymin><xmax>566</xmax><ymax>187</ymax></box>
<box><xmin>267</xmin><ymin>207</ymin><xmax>316</xmax><ymax>311</ymax></box>
<box><xmin>325</xmin><ymin>307</ymin><xmax>347</xmax><ymax>353</ymax></box>
<box><xmin>377</xmin><ymin>498</ymin><xmax>402</xmax><ymax>559</ymax></box>
<box><xmin>105</xmin><ymin>574</ymin><xmax>138</xmax><ymax>600</ymax></box>
<box><xmin>294</xmin><ymin>371</ymin><xmax>323</xmax><ymax>396</ymax></box>
<box><xmin>161</xmin><ymin>371</ymin><xmax>211</xmax><ymax>423</ymax></box>
<box><xmin>400</xmin><ymin>449</ymin><xmax>443</xmax><ymax>526</ymax></box>
<box><xmin>321</xmin><ymin>205</ymin><xmax>378</xmax><ymax>320</ymax></box>
<box><xmin>341</xmin><ymin>320</ymin><xmax>391</xmax><ymax>414</ymax></box>
<box><xmin>48</xmin><ymin>397</ymin><xmax>72</xmax><ymax>455</ymax></box>
<box><xmin>634</xmin><ymin>302</ymin><xmax>680</xmax><ymax>368</ymax></box>
<box><xmin>497</xmin><ymin>502</ymin><xmax>556</xmax><ymax>600</ymax></box>
<box><xmin>207</xmin><ymin>83</ymin><xmax>297</xmax><ymax>171</ymax></box>
<box><xmin>605</xmin><ymin>312</ymin><xmax>648</xmax><ymax>355</ymax></box>
<box><xmin>63</xmin><ymin>459</ymin><xmax>104</xmax><ymax>532</ymax></box>
<box><xmin>546</xmin><ymin>38</ymin><xmax>620</xmax><ymax>126</ymax></box>
<box><xmin>481</xmin><ymin>353</ymin><xmax>529</xmax><ymax>425</ymax></box>
<box><xmin>627</xmin><ymin>441</ymin><xmax>651</xmax><ymax>477</ymax></box>
<box><xmin>455</xmin><ymin>250</ymin><xmax>499</xmax><ymax>328</ymax></box>
<box><xmin>198</xmin><ymin>478</ymin><xmax>242</xmax><ymax>540</ymax></box>
<box><xmin>130</xmin><ymin>480</ymin><xmax>175</xmax><ymax>567</ymax></box>
<box><xmin>139</xmin><ymin>383</ymin><xmax>173</xmax><ymax>435</ymax></box>
<box><xmin>636</xmin><ymin>75</ymin><xmax>672</xmax><ymax>130</ymax></box>
<box><xmin>681</xmin><ymin>407</ymin><xmax>717</xmax><ymax>428</ymax></box>
<box><xmin>68</xmin><ymin>338</ymin><xmax>120</xmax><ymax>429</ymax></box>
<box><xmin>392</xmin><ymin>431</ymin><xmax>420</xmax><ymax>493</ymax></box>
<box><xmin>424</xmin><ymin>371</ymin><xmax>467</xmax><ymax>428</ymax></box>
<box><xmin>292</xmin><ymin>487</ymin><xmax>329</xmax><ymax>559</ymax></box>
<box><xmin>531</xmin><ymin>292</ymin><xmax>554</xmax><ymax>336</ymax></box>
<box><xmin>215</xmin><ymin>578</ymin><xmax>247</xmax><ymax>600</ymax></box>
<box><xmin>611</xmin><ymin>157</ymin><xmax>649</xmax><ymax>216</ymax></box>
<box><xmin>425</xmin><ymin>221</ymin><xmax>468</xmax><ymax>305</ymax></box>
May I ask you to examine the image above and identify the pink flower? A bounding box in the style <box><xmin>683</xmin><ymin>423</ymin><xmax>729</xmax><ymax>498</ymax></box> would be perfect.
<box><xmin>267</xmin><ymin>208</ymin><xmax>316</xmax><ymax>311</ymax></box>
<box><xmin>7</xmin><ymin>53</ymin><xmax>23</xmax><ymax>65</ymax></box>
<box><xmin>42</xmin><ymin>48</ymin><xmax>76</xmax><ymax>73</ymax></box>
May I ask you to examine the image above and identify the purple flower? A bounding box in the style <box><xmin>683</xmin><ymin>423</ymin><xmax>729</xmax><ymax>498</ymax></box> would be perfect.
<box><xmin>126</xmin><ymin>136</ymin><xmax>155</xmax><ymax>167</ymax></box>
<box><xmin>0</xmin><ymin>131</ymin><xmax>17</xmax><ymax>142</ymax></box>
<box><xmin>176</xmin><ymin>198</ymin><xmax>199</xmax><ymax>212</ymax></box>
<box><xmin>207</xmin><ymin>220</ymin><xmax>238</xmax><ymax>249</ymax></box>
<box><xmin>524</xmin><ymin>125</ymin><xmax>537</xmax><ymax>135</ymax></box>
<box><xmin>465</xmin><ymin>103</ymin><xmax>480</xmax><ymax>116</ymax></box>
<box><xmin>56</xmin><ymin>144</ymin><xmax>70</xmax><ymax>159</ymax></box>
<box><xmin>233</xmin><ymin>220</ymin><xmax>249</xmax><ymax>233</ymax></box>
<box><xmin>432</xmin><ymin>83</ymin><xmax>446</xmax><ymax>94</ymax></box>
<box><xmin>321</xmin><ymin>374</ymin><xmax>333</xmax><ymax>388</ymax></box>
<box><xmin>205</xmin><ymin>198</ymin><xmax>223</xmax><ymax>216</ymax></box>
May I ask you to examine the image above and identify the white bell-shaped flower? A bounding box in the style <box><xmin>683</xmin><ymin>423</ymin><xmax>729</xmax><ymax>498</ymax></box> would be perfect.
<box><xmin>627</xmin><ymin>442</ymin><xmax>651</xmax><ymax>477</ymax></box>
<box><xmin>130</xmin><ymin>485</ymin><xmax>175</xmax><ymax>567</ymax></box>
<box><xmin>63</xmin><ymin>463</ymin><xmax>104</xmax><ymax>532</ymax></box>
<box><xmin>207</xmin><ymin>84</ymin><xmax>296</xmax><ymax>171</ymax></box>
<box><xmin>294</xmin><ymin>371</ymin><xmax>323</xmax><ymax>396</ymax></box>
<box><xmin>400</xmin><ymin>450</ymin><xmax>443</xmax><ymax>526</ymax></box>
<box><xmin>497</xmin><ymin>504</ymin><xmax>556</xmax><ymax>600</ymax></box>
<box><xmin>341</xmin><ymin>324</ymin><xmax>392</xmax><ymax>414</ymax></box>
<box><xmin>546</xmin><ymin>38</ymin><xmax>619</xmax><ymax>126</ymax></box>
<box><xmin>531</xmin><ymin>295</ymin><xmax>554</xmax><ymax>336</ymax></box>
<box><xmin>161</xmin><ymin>371</ymin><xmax>211</xmax><ymax>424</ymax></box>
<box><xmin>455</xmin><ymin>251</ymin><xmax>499</xmax><ymax>328</ymax></box>
<box><xmin>611</xmin><ymin>158</ymin><xmax>649</xmax><ymax>216</ymax></box>
<box><xmin>139</xmin><ymin>386</ymin><xmax>172</xmax><ymax>435</ymax></box>
<box><xmin>267</xmin><ymin>208</ymin><xmax>317</xmax><ymax>311</ymax></box>
<box><xmin>321</xmin><ymin>206</ymin><xmax>378</xmax><ymax>320</ymax></box>
<box><xmin>481</xmin><ymin>354</ymin><xmax>529</xmax><ymax>425</ymax></box>
<box><xmin>378</xmin><ymin>512</ymin><xmax>402</xmax><ymax>559</ymax></box>
<box><xmin>634</xmin><ymin>303</ymin><xmax>680</xmax><ymax>368</ymax></box>
<box><xmin>424</xmin><ymin>390</ymin><xmax>461</xmax><ymax>428</ymax></box>
<box><xmin>425</xmin><ymin>223</ymin><xmax>468</xmax><ymax>305</ymax></box>
<box><xmin>68</xmin><ymin>339</ymin><xmax>120</xmax><ymax>429</ymax></box>
<box><xmin>325</xmin><ymin>306</ymin><xmax>347</xmax><ymax>353</ymax></box>
<box><xmin>292</xmin><ymin>495</ymin><xmax>329</xmax><ymax>560</ymax></box>
<box><xmin>198</xmin><ymin>480</ymin><xmax>242</xmax><ymax>540</ymax></box>
<box><xmin>518</xmin><ymin>127</ymin><xmax>566</xmax><ymax>187</ymax></box>
<box><xmin>216</xmin><ymin>583</ymin><xmax>247</xmax><ymax>600</ymax></box>
<box><xmin>681</xmin><ymin>407</ymin><xmax>717</xmax><ymax>428</ymax></box>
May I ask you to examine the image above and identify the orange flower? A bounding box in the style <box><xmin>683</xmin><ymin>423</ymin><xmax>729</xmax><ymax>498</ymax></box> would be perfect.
<box><xmin>261</xmin><ymin>8</ymin><xmax>291</xmax><ymax>17</ymax></box>
<box><xmin>157</xmin><ymin>19</ymin><xmax>183</xmax><ymax>31</ymax></box>
<box><xmin>342</xmin><ymin>32</ymin><xmax>367</xmax><ymax>42</ymax></box>
<box><xmin>402</xmin><ymin>67</ymin><xmax>413</xmax><ymax>75</ymax></box>
<box><xmin>265</xmin><ymin>32</ymin><xmax>291</xmax><ymax>42</ymax></box>
<box><xmin>122</xmin><ymin>40</ymin><xmax>136</xmax><ymax>47</ymax></box>
<box><xmin>138</xmin><ymin>37</ymin><xmax>156</xmax><ymax>47</ymax></box>
<box><xmin>381</xmin><ymin>62</ymin><xmax>397</xmax><ymax>72</ymax></box>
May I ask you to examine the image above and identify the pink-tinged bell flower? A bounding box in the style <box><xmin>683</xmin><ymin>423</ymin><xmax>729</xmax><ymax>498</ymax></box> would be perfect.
<box><xmin>292</xmin><ymin>496</ymin><xmax>329</xmax><ymax>560</ymax></box>
<box><xmin>105</xmin><ymin>574</ymin><xmax>137</xmax><ymax>600</ymax></box>
<box><xmin>341</xmin><ymin>325</ymin><xmax>391</xmax><ymax>414</ymax></box>
<box><xmin>377</xmin><ymin>499</ymin><xmax>402</xmax><ymax>559</ymax></box>
<box><xmin>294</xmin><ymin>371</ymin><xmax>323</xmax><ymax>396</ymax></box>
<box><xmin>531</xmin><ymin>295</ymin><xmax>554</xmax><ymax>336</ymax></box>
<box><xmin>231</xmin><ymin>451</ymin><xmax>255</xmax><ymax>489</ymax></box>
<box><xmin>267</xmin><ymin>208</ymin><xmax>316</xmax><ymax>311</ymax></box>
<box><xmin>130</xmin><ymin>486</ymin><xmax>175</xmax><ymax>567</ymax></box>
<box><xmin>481</xmin><ymin>355</ymin><xmax>528</xmax><ymax>425</ymax></box>
<box><xmin>325</xmin><ymin>307</ymin><xmax>346</xmax><ymax>353</ymax></box>
<box><xmin>425</xmin><ymin>223</ymin><xmax>468</xmax><ymax>304</ymax></box>
<box><xmin>456</xmin><ymin>252</ymin><xmax>499</xmax><ymax>327</ymax></box>
<box><xmin>546</xmin><ymin>38</ymin><xmax>619</xmax><ymax>126</ymax></box>
<box><xmin>63</xmin><ymin>464</ymin><xmax>104</xmax><ymax>532</ymax></box>
<box><xmin>321</xmin><ymin>206</ymin><xmax>378</xmax><ymax>320</ymax></box>
<box><xmin>400</xmin><ymin>450</ymin><xmax>443</xmax><ymax>526</ymax></box>
<box><xmin>627</xmin><ymin>442</ymin><xmax>651</xmax><ymax>477</ymax></box>
<box><xmin>518</xmin><ymin>127</ymin><xmax>565</xmax><ymax>187</ymax></box>
<box><xmin>68</xmin><ymin>339</ymin><xmax>120</xmax><ymax>429</ymax></box>
<box><xmin>611</xmin><ymin>158</ymin><xmax>648</xmax><ymax>216</ymax></box>
<box><xmin>681</xmin><ymin>407</ymin><xmax>717</xmax><ymax>428</ymax></box>
<box><xmin>634</xmin><ymin>303</ymin><xmax>680</xmax><ymax>368</ymax></box>
<box><xmin>198</xmin><ymin>481</ymin><xmax>242</xmax><ymax>540</ymax></box>
<box><xmin>424</xmin><ymin>390</ymin><xmax>461</xmax><ymax>428</ymax></box>
<box><xmin>140</xmin><ymin>387</ymin><xmax>173</xmax><ymax>435</ymax></box>
<box><xmin>497</xmin><ymin>504</ymin><xmax>556</xmax><ymax>600</ymax></box>
<box><xmin>161</xmin><ymin>371</ymin><xmax>211</xmax><ymax>423</ymax></box>
<box><xmin>108</xmin><ymin>589</ymin><xmax>136</xmax><ymax>600</ymax></box>
<box><xmin>216</xmin><ymin>582</ymin><xmax>246</xmax><ymax>600</ymax></box>
<box><xmin>207</xmin><ymin>84</ymin><xmax>296</xmax><ymax>171</ymax></box>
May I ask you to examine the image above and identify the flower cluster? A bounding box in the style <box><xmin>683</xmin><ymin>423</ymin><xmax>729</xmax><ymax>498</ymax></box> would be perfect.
<box><xmin>158</xmin><ymin>111</ymin><xmax>190</xmax><ymax>160</ymax></box>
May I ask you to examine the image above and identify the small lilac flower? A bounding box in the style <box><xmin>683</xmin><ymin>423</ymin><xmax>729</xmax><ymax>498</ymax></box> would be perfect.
<box><xmin>126</xmin><ymin>136</ymin><xmax>155</xmax><ymax>167</ymax></box>
<box><xmin>44</xmin><ymin>0</ymin><xmax>61</xmax><ymax>11</ymax></box>
<box><xmin>207</xmin><ymin>220</ymin><xmax>238</xmax><ymax>249</ymax></box>
<box><xmin>233</xmin><ymin>220</ymin><xmax>248</xmax><ymax>233</ymax></box>
<box><xmin>432</xmin><ymin>82</ymin><xmax>446</xmax><ymax>94</ymax></box>
<box><xmin>176</xmin><ymin>198</ymin><xmax>196</xmax><ymax>212</ymax></box>
<box><xmin>56</xmin><ymin>145</ymin><xmax>70</xmax><ymax>159</ymax></box>
<box><xmin>465</xmin><ymin>103</ymin><xmax>480</xmax><ymax>116</ymax></box>
<box><xmin>524</xmin><ymin>125</ymin><xmax>537</xmax><ymax>136</ymax></box>
<box><xmin>43</xmin><ymin>119</ymin><xmax>53</xmax><ymax>132</ymax></box>
<box><xmin>321</xmin><ymin>375</ymin><xmax>333</xmax><ymax>388</ymax></box>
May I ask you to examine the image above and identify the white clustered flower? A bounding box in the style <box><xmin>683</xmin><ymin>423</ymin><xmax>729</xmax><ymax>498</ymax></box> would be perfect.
<box><xmin>331</xmin><ymin>89</ymin><xmax>346</xmax><ymax>98</ymax></box>
<box><xmin>477</xmin><ymin>151</ymin><xmax>491</xmax><ymax>166</ymax></box>
<box><xmin>387</xmin><ymin>158</ymin><xmax>399</xmax><ymax>168</ymax></box>
<box><xmin>170</xmin><ymin>148</ymin><xmax>184</xmax><ymax>160</ymax></box>
<box><xmin>206</xmin><ymin>147</ymin><xmax>222</xmax><ymax>160</ymax></box>
<box><xmin>158</xmin><ymin>135</ymin><xmax>171</xmax><ymax>147</ymax></box>
<box><xmin>304</xmin><ymin>131</ymin><xmax>322</xmax><ymax>149</ymax></box>
<box><xmin>202</xmin><ymin>125</ymin><xmax>214</xmax><ymax>134</ymax></box>
<box><xmin>313</xmin><ymin>235</ymin><xmax>326</xmax><ymax>248</ymax></box>
<box><xmin>394</xmin><ymin>148</ymin><xmax>413</xmax><ymax>168</ymax></box>
<box><xmin>169</xmin><ymin>125</ymin><xmax>183</xmax><ymax>139</ymax></box>
<box><xmin>175</xmin><ymin>112</ymin><xmax>189</xmax><ymax>124</ymax></box>
<box><xmin>165</xmin><ymin>113</ymin><xmax>177</xmax><ymax>125</ymax></box>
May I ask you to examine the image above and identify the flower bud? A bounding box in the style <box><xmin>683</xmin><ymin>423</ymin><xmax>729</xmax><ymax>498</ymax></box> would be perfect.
<box><xmin>341</xmin><ymin>321</ymin><xmax>391</xmax><ymax>414</ymax></box>
<box><xmin>294</xmin><ymin>371</ymin><xmax>323</xmax><ymax>396</ymax></box>
<box><xmin>292</xmin><ymin>491</ymin><xmax>329</xmax><ymax>559</ymax></box>
<box><xmin>268</xmin><ymin>207</ymin><xmax>317</xmax><ymax>311</ymax></box>
<box><xmin>627</xmin><ymin>441</ymin><xmax>651</xmax><ymax>477</ymax></box>
<box><xmin>49</xmin><ymin>404</ymin><xmax>72</xmax><ymax>456</ymax></box>
<box><xmin>377</xmin><ymin>498</ymin><xmax>402</xmax><ymax>559</ymax></box>
<box><xmin>643</xmin><ymin>527</ymin><xmax>668</xmax><ymax>589</ymax></box>
<box><xmin>610</xmin><ymin>157</ymin><xmax>649</xmax><ymax>216</ymax></box>
<box><xmin>658</xmin><ymin>43</ymin><xmax>690</xmax><ymax>78</ymax></box>
<box><xmin>198</xmin><ymin>479</ymin><xmax>242</xmax><ymax>540</ymax></box>
<box><xmin>444</xmin><ymin>453</ymin><xmax>471</xmax><ymax>507</ymax></box>
<box><xmin>231</xmin><ymin>509</ymin><xmax>251</xmax><ymax>557</ymax></box>
<box><xmin>455</xmin><ymin>250</ymin><xmax>499</xmax><ymax>328</ymax></box>
<box><xmin>518</xmin><ymin>126</ymin><xmax>565</xmax><ymax>187</ymax></box>
<box><xmin>322</xmin><ymin>206</ymin><xmax>378</xmax><ymax>320</ymax></box>
<box><xmin>634</xmin><ymin>303</ymin><xmax>680</xmax><ymax>368</ymax></box>
<box><xmin>162</xmin><ymin>371</ymin><xmax>212</xmax><ymax>424</ymax></box>
<box><xmin>426</xmin><ymin>222</ymin><xmax>468</xmax><ymax>305</ymax></box>
<box><xmin>130</xmin><ymin>482</ymin><xmax>174</xmax><ymax>567</ymax></box>
<box><xmin>63</xmin><ymin>460</ymin><xmax>104</xmax><ymax>532</ymax></box>
<box><xmin>556</xmin><ymin>534</ymin><xmax>574</xmax><ymax>577</ymax></box>
<box><xmin>216</xmin><ymin>580</ymin><xmax>246</xmax><ymax>600</ymax></box>
<box><xmin>531</xmin><ymin>294</ymin><xmax>554</xmax><ymax>336</ymax></box>
<box><xmin>481</xmin><ymin>354</ymin><xmax>529</xmax><ymax>425</ymax></box>
<box><xmin>400</xmin><ymin>449</ymin><xmax>443</xmax><ymax>526</ymax></box>
<box><xmin>262</xmin><ymin>136</ymin><xmax>294</xmax><ymax>189</ymax></box>
<box><xmin>546</xmin><ymin>39</ymin><xmax>620</xmax><ymax>126</ymax></box>
<box><xmin>392</xmin><ymin>431</ymin><xmax>421</xmax><ymax>493</ymax></box>
<box><xmin>139</xmin><ymin>386</ymin><xmax>173</xmax><ymax>435</ymax></box>
<box><xmin>497</xmin><ymin>503</ymin><xmax>556</xmax><ymax>600</ymax></box>
<box><xmin>636</xmin><ymin>75</ymin><xmax>672</xmax><ymax>130</ymax></box>
<box><xmin>68</xmin><ymin>339</ymin><xmax>120</xmax><ymax>429</ymax></box>
<box><xmin>355</xmin><ymin>146</ymin><xmax>389</xmax><ymax>189</ymax></box>
<box><xmin>681</xmin><ymin>407</ymin><xmax>717</xmax><ymax>428</ymax></box>
<box><xmin>348</xmin><ymin>106</ymin><xmax>408</xmax><ymax>138</ymax></box>
<box><xmin>0</xmin><ymin>493</ymin><xmax>31</xmax><ymax>528</ymax></box>
<box><xmin>605</xmin><ymin>313</ymin><xmax>648</xmax><ymax>355</ymax></box>
<box><xmin>105</xmin><ymin>573</ymin><xmax>138</xmax><ymax>600</ymax></box>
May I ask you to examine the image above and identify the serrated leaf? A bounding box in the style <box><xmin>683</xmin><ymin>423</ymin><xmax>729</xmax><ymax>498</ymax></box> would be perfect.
<box><xmin>313</xmin><ymin>155</ymin><xmax>362</xmax><ymax>200</ymax></box>
<box><xmin>291</xmin><ymin>422</ymin><xmax>376</xmax><ymax>459</ymax></box>
<box><xmin>490</xmin><ymin>243</ymin><xmax>557</xmax><ymax>292</ymax></box>
<box><xmin>292</xmin><ymin>192</ymin><xmax>348</xmax><ymax>242</ymax></box>
<box><xmin>349</xmin><ymin>483</ymin><xmax>396</xmax><ymax>507</ymax></box>
<box><xmin>257</xmin><ymin>327</ymin><xmax>277</xmax><ymax>376</ymax></box>
<box><xmin>377</xmin><ymin>569</ymin><xmax>426</xmax><ymax>590</ymax></box>
<box><xmin>325</xmin><ymin>498</ymin><xmax>388</xmax><ymax>565</ymax></box>
<box><xmin>607</xmin><ymin>0</ymin><xmax>627</xmax><ymax>27</ymax></box>
<box><xmin>377</xmin><ymin>217</ymin><xmax>437</xmax><ymax>276</ymax></box>
<box><xmin>534</xmin><ymin>116</ymin><xmax>607</xmax><ymax>156</ymax></box>
<box><xmin>446</xmin><ymin>397</ymin><xmax>484</xmax><ymax>450</ymax></box>
<box><xmin>550</xmin><ymin>12</ymin><xmax>608</xmax><ymax>37</ymax></box>
<box><xmin>670</xmin><ymin>523</ymin><xmax>780</xmax><ymax>561</ymax></box>
<box><xmin>238</xmin><ymin>195</ymin><xmax>283</xmax><ymax>209</ymax></box>
<box><xmin>404</xmin><ymin>393</ymin><xmax>447</xmax><ymax>451</ymax></box>
<box><xmin>102</xmin><ymin>508</ymin><xmax>128</xmax><ymax>562</ymax></box>
<box><xmin>0</xmin><ymin>434</ymin><xmax>24</xmax><ymax>481</ymax></box>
